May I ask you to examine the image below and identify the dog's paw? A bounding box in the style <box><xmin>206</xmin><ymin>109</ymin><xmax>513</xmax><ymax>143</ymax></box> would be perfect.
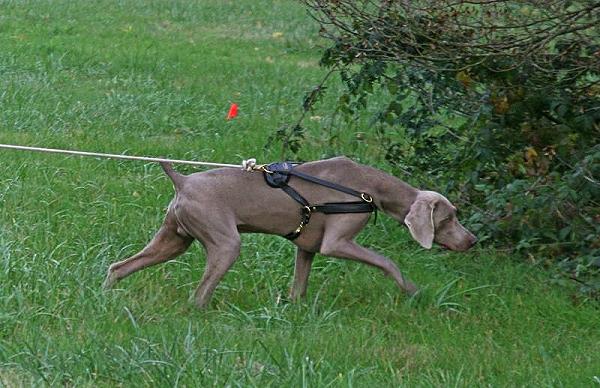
<box><xmin>102</xmin><ymin>271</ymin><xmax>117</xmax><ymax>290</ymax></box>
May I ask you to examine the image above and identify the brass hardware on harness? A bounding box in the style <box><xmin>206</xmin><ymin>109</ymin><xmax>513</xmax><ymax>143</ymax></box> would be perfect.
<box><xmin>293</xmin><ymin>206</ymin><xmax>313</xmax><ymax>235</ymax></box>
<box><xmin>361</xmin><ymin>193</ymin><xmax>373</xmax><ymax>203</ymax></box>
<box><xmin>255</xmin><ymin>164</ymin><xmax>273</xmax><ymax>174</ymax></box>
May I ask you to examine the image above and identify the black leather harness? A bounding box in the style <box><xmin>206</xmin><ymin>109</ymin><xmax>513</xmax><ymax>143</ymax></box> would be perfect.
<box><xmin>262</xmin><ymin>162</ymin><xmax>377</xmax><ymax>240</ymax></box>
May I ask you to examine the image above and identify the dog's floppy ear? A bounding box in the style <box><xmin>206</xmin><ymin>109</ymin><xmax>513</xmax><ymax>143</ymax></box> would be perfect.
<box><xmin>404</xmin><ymin>197</ymin><xmax>436</xmax><ymax>249</ymax></box>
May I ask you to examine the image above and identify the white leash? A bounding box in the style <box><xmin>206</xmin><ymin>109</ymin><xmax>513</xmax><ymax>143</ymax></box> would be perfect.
<box><xmin>0</xmin><ymin>143</ymin><xmax>260</xmax><ymax>171</ymax></box>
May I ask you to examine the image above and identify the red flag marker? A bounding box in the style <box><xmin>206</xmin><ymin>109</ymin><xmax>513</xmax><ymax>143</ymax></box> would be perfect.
<box><xmin>227</xmin><ymin>103</ymin><xmax>238</xmax><ymax>120</ymax></box>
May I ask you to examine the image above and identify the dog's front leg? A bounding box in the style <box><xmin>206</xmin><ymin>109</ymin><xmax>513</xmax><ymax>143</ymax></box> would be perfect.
<box><xmin>289</xmin><ymin>248</ymin><xmax>315</xmax><ymax>301</ymax></box>
<box><xmin>320</xmin><ymin>239</ymin><xmax>418</xmax><ymax>296</ymax></box>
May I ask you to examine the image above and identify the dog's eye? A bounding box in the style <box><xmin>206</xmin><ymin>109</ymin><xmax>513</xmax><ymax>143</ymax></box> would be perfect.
<box><xmin>439</xmin><ymin>216</ymin><xmax>451</xmax><ymax>224</ymax></box>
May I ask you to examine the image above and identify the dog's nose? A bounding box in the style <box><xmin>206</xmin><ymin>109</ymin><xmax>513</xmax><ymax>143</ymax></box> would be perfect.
<box><xmin>469</xmin><ymin>235</ymin><xmax>478</xmax><ymax>247</ymax></box>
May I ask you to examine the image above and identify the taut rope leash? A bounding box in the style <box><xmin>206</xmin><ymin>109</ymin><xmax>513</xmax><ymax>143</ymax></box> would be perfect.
<box><xmin>0</xmin><ymin>143</ymin><xmax>261</xmax><ymax>171</ymax></box>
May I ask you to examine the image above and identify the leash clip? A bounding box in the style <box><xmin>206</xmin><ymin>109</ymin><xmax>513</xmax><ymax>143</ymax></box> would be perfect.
<box><xmin>258</xmin><ymin>165</ymin><xmax>273</xmax><ymax>174</ymax></box>
<box><xmin>242</xmin><ymin>159</ymin><xmax>274</xmax><ymax>173</ymax></box>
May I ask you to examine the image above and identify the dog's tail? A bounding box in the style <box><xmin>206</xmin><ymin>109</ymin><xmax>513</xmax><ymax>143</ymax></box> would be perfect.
<box><xmin>160</xmin><ymin>162</ymin><xmax>184</xmax><ymax>191</ymax></box>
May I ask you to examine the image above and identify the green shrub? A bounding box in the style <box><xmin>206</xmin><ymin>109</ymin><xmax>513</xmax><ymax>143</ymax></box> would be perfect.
<box><xmin>283</xmin><ymin>0</ymin><xmax>600</xmax><ymax>294</ymax></box>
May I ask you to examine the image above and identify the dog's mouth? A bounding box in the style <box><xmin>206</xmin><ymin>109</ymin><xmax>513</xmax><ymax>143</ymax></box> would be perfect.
<box><xmin>439</xmin><ymin>241</ymin><xmax>475</xmax><ymax>252</ymax></box>
<box><xmin>438</xmin><ymin>242</ymin><xmax>453</xmax><ymax>251</ymax></box>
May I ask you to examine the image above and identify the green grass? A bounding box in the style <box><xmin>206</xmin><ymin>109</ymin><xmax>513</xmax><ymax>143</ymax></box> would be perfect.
<box><xmin>1</xmin><ymin>0</ymin><xmax>599</xmax><ymax>386</ymax></box>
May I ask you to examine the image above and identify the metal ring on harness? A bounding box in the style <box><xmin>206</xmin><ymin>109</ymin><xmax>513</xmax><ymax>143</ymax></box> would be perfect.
<box><xmin>361</xmin><ymin>193</ymin><xmax>373</xmax><ymax>203</ymax></box>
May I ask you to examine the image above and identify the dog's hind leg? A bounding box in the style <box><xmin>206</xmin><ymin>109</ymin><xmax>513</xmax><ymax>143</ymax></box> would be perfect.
<box><xmin>103</xmin><ymin>210</ymin><xmax>193</xmax><ymax>289</ymax></box>
<box><xmin>193</xmin><ymin>235</ymin><xmax>241</xmax><ymax>309</ymax></box>
<box><xmin>289</xmin><ymin>248</ymin><xmax>315</xmax><ymax>301</ymax></box>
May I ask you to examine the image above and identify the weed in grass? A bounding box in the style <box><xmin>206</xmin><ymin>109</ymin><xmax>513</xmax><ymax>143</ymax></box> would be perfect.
<box><xmin>433</xmin><ymin>277</ymin><xmax>499</xmax><ymax>314</ymax></box>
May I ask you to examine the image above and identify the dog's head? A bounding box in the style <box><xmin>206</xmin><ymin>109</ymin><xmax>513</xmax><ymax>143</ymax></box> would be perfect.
<box><xmin>404</xmin><ymin>191</ymin><xmax>476</xmax><ymax>251</ymax></box>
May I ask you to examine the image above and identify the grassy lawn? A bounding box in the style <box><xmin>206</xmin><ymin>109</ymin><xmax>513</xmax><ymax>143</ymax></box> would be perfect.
<box><xmin>1</xmin><ymin>0</ymin><xmax>598</xmax><ymax>386</ymax></box>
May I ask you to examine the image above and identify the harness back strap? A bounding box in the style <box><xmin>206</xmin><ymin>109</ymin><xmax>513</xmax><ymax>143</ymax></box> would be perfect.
<box><xmin>288</xmin><ymin>169</ymin><xmax>368</xmax><ymax>200</ymax></box>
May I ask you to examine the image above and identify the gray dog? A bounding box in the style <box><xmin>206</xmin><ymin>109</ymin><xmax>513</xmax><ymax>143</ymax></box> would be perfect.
<box><xmin>104</xmin><ymin>157</ymin><xmax>476</xmax><ymax>307</ymax></box>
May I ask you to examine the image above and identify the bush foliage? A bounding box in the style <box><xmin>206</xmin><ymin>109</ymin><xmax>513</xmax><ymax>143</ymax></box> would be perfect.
<box><xmin>288</xmin><ymin>0</ymin><xmax>599</xmax><ymax>293</ymax></box>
